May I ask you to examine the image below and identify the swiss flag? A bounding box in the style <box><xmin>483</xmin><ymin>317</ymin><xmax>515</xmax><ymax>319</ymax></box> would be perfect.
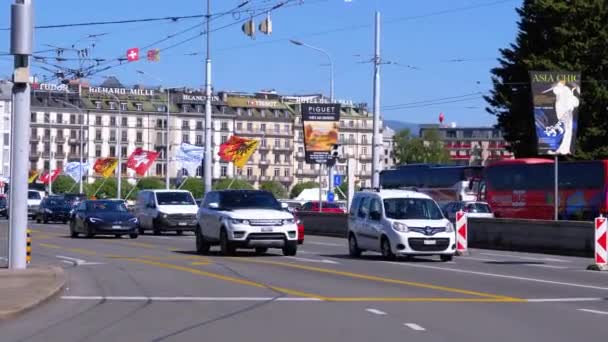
<box><xmin>126</xmin><ymin>148</ymin><xmax>159</xmax><ymax>176</ymax></box>
<box><xmin>126</xmin><ymin>47</ymin><xmax>140</xmax><ymax>62</ymax></box>
<box><xmin>40</xmin><ymin>169</ymin><xmax>61</xmax><ymax>184</ymax></box>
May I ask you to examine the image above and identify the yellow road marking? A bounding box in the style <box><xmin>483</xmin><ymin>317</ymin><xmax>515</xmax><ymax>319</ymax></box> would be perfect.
<box><xmin>66</xmin><ymin>248</ymin><xmax>97</xmax><ymax>256</ymax></box>
<box><xmin>110</xmin><ymin>240</ymin><xmax>157</xmax><ymax>249</ymax></box>
<box><xmin>227</xmin><ymin>258</ymin><xmax>520</xmax><ymax>300</ymax></box>
<box><xmin>39</xmin><ymin>243</ymin><xmax>62</xmax><ymax>249</ymax></box>
<box><xmin>190</xmin><ymin>261</ymin><xmax>211</xmax><ymax>266</ymax></box>
<box><xmin>321</xmin><ymin>297</ymin><xmax>525</xmax><ymax>303</ymax></box>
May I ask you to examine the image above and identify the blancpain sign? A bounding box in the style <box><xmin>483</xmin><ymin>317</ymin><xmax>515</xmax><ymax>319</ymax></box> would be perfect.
<box><xmin>181</xmin><ymin>94</ymin><xmax>220</xmax><ymax>102</ymax></box>
<box><xmin>88</xmin><ymin>87</ymin><xmax>156</xmax><ymax>96</ymax></box>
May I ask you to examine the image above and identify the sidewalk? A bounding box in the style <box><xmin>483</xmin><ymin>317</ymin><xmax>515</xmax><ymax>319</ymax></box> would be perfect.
<box><xmin>0</xmin><ymin>265</ymin><xmax>66</xmax><ymax>319</ymax></box>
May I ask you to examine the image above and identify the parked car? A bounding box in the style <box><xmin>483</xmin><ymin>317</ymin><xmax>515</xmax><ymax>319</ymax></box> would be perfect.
<box><xmin>27</xmin><ymin>190</ymin><xmax>44</xmax><ymax>219</ymax></box>
<box><xmin>442</xmin><ymin>201</ymin><xmax>494</xmax><ymax>222</ymax></box>
<box><xmin>69</xmin><ymin>200</ymin><xmax>139</xmax><ymax>239</ymax></box>
<box><xmin>298</xmin><ymin>201</ymin><xmax>345</xmax><ymax>213</ymax></box>
<box><xmin>295</xmin><ymin>214</ymin><xmax>304</xmax><ymax>245</ymax></box>
<box><xmin>36</xmin><ymin>196</ymin><xmax>71</xmax><ymax>224</ymax></box>
<box><xmin>347</xmin><ymin>189</ymin><xmax>456</xmax><ymax>261</ymax></box>
<box><xmin>135</xmin><ymin>190</ymin><xmax>198</xmax><ymax>235</ymax></box>
<box><xmin>61</xmin><ymin>193</ymin><xmax>87</xmax><ymax>208</ymax></box>
<box><xmin>195</xmin><ymin>190</ymin><xmax>298</xmax><ymax>256</ymax></box>
<box><xmin>0</xmin><ymin>196</ymin><xmax>7</xmax><ymax>218</ymax></box>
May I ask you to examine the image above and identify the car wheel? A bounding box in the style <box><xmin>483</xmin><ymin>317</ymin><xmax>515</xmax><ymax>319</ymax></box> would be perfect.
<box><xmin>85</xmin><ymin>224</ymin><xmax>95</xmax><ymax>239</ymax></box>
<box><xmin>36</xmin><ymin>215</ymin><xmax>41</xmax><ymax>224</ymax></box>
<box><xmin>380</xmin><ymin>236</ymin><xmax>395</xmax><ymax>260</ymax></box>
<box><xmin>348</xmin><ymin>234</ymin><xmax>362</xmax><ymax>258</ymax></box>
<box><xmin>138</xmin><ymin>226</ymin><xmax>145</xmax><ymax>235</ymax></box>
<box><xmin>69</xmin><ymin>221</ymin><xmax>78</xmax><ymax>238</ymax></box>
<box><xmin>219</xmin><ymin>229</ymin><xmax>235</xmax><ymax>256</ymax></box>
<box><xmin>255</xmin><ymin>247</ymin><xmax>268</xmax><ymax>255</ymax></box>
<box><xmin>195</xmin><ymin>227</ymin><xmax>210</xmax><ymax>255</ymax></box>
<box><xmin>282</xmin><ymin>241</ymin><xmax>297</xmax><ymax>256</ymax></box>
<box><xmin>115</xmin><ymin>234</ymin><xmax>122</xmax><ymax>238</ymax></box>
<box><xmin>152</xmin><ymin>219</ymin><xmax>161</xmax><ymax>235</ymax></box>
<box><xmin>440</xmin><ymin>254</ymin><xmax>453</xmax><ymax>262</ymax></box>
<box><xmin>43</xmin><ymin>215</ymin><xmax>48</xmax><ymax>224</ymax></box>
<box><xmin>129</xmin><ymin>233</ymin><xmax>138</xmax><ymax>239</ymax></box>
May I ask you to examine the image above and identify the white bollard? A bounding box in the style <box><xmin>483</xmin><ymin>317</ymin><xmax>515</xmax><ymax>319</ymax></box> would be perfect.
<box><xmin>455</xmin><ymin>210</ymin><xmax>468</xmax><ymax>256</ymax></box>
<box><xmin>588</xmin><ymin>216</ymin><xmax>608</xmax><ymax>271</ymax></box>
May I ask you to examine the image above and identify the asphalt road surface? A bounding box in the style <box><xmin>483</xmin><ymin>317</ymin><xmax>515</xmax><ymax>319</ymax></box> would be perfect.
<box><xmin>2</xmin><ymin>222</ymin><xmax>608</xmax><ymax>342</ymax></box>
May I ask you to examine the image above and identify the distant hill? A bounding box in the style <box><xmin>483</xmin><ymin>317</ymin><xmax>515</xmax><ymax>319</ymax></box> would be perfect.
<box><xmin>384</xmin><ymin>120</ymin><xmax>420</xmax><ymax>136</ymax></box>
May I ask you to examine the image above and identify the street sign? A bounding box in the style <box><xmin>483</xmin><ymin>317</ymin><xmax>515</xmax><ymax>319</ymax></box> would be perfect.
<box><xmin>327</xmin><ymin>192</ymin><xmax>335</xmax><ymax>202</ymax></box>
<box><xmin>333</xmin><ymin>174</ymin><xmax>342</xmax><ymax>186</ymax></box>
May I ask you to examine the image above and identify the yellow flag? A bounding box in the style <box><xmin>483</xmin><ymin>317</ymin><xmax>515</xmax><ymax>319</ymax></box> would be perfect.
<box><xmin>218</xmin><ymin>136</ymin><xmax>259</xmax><ymax>169</ymax></box>
<box><xmin>93</xmin><ymin>158</ymin><xmax>118</xmax><ymax>178</ymax></box>
<box><xmin>28</xmin><ymin>170</ymin><xmax>39</xmax><ymax>184</ymax></box>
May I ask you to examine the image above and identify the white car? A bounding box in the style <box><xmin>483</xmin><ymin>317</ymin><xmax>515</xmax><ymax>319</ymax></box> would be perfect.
<box><xmin>347</xmin><ymin>189</ymin><xmax>456</xmax><ymax>261</ymax></box>
<box><xmin>134</xmin><ymin>190</ymin><xmax>199</xmax><ymax>235</ymax></box>
<box><xmin>195</xmin><ymin>190</ymin><xmax>298</xmax><ymax>256</ymax></box>
<box><xmin>442</xmin><ymin>201</ymin><xmax>494</xmax><ymax>222</ymax></box>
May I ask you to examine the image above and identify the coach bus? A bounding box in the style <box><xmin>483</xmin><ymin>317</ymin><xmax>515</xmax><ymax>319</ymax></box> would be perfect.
<box><xmin>480</xmin><ymin>158</ymin><xmax>608</xmax><ymax>221</ymax></box>
<box><xmin>380</xmin><ymin>164</ymin><xmax>483</xmax><ymax>204</ymax></box>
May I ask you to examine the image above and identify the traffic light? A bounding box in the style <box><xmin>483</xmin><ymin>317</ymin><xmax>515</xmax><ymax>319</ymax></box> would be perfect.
<box><xmin>331</xmin><ymin>144</ymin><xmax>340</xmax><ymax>159</ymax></box>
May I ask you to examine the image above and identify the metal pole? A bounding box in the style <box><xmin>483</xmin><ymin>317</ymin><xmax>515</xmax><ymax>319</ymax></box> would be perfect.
<box><xmin>204</xmin><ymin>0</ymin><xmax>213</xmax><ymax>194</ymax></box>
<box><xmin>554</xmin><ymin>155</ymin><xmax>558</xmax><ymax>221</ymax></box>
<box><xmin>9</xmin><ymin>0</ymin><xmax>33</xmax><ymax>269</ymax></box>
<box><xmin>58</xmin><ymin>100</ymin><xmax>85</xmax><ymax>194</ymax></box>
<box><xmin>166</xmin><ymin>88</ymin><xmax>170</xmax><ymax>189</ymax></box>
<box><xmin>109</xmin><ymin>93</ymin><xmax>122</xmax><ymax>199</ymax></box>
<box><xmin>318</xmin><ymin>163</ymin><xmax>323</xmax><ymax>212</ymax></box>
<box><xmin>371</xmin><ymin>11</ymin><xmax>381</xmax><ymax>189</ymax></box>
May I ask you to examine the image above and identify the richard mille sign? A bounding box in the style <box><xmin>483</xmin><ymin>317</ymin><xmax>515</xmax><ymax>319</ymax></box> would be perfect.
<box><xmin>88</xmin><ymin>87</ymin><xmax>156</xmax><ymax>96</ymax></box>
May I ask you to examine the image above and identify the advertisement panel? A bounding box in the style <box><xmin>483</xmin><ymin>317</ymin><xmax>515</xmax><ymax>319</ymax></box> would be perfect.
<box><xmin>301</xmin><ymin>103</ymin><xmax>340</xmax><ymax>164</ymax></box>
<box><xmin>530</xmin><ymin>71</ymin><xmax>581</xmax><ymax>155</ymax></box>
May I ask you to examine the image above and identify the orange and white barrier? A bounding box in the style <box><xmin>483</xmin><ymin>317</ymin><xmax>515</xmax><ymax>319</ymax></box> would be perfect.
<box><xmin>456</xmin><ymin>210</ymin><xmax>467</xmax><ymax>255</ymax></box>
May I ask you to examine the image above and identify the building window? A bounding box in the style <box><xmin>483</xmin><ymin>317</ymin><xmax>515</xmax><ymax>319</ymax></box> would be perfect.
<box><xmin>247</xmin><ymin>167</ymin><xmax>253</xmax><ymax>177</ymax></box>
<box><xmin>56</xmin><ymin>130</ymin><xmax>63</xmax><ymax>139</ymax></box>
<box><xmin>156</xmin><ymin>105</ymin><xmax>165</xmax><ymax>112</ymax></box>
<box><xmin>110</xmin><ymin>131</ymin><xmax>116</xmax><ymax>142</ymax></box>
<box><xmin>221</xmin><ymin>135</ymin><xmax>228</xmax><ymax>144</ymax></box>
<box><xmin>260</xmin><ymin>123</ymin><xmax>266</xmax><ymax>132</ymax></box>
<box><xmin>274</xmin><ymin>124</ymin><xmax>280</xmax><ymax>133</ymax></box>
<box><xmin>196</xmin><ymin>121</ymin><xmax>203</xmax><ymax>130</ymax></box>
<box><xmin>156</xmin><ymin>163</ymin><xmax>163</xmax><ymax>176</ymax></box>
<box><xmin>260</xmin><ymin>168</ymin><xmax>266</xmax><ymax>176</ymax></box>
<box><xmin>260</xmin><ymin>153</ymin><xmax>267</xmax><ymax>161</ymax></box>
<box><xmin>274</xmin><ymin>110</ymin><xmax>279</xmax><ymax>118</ymax></box>
<box><xmin>30</xmin><ymin>128</ymin><xmax>36</xmax><ymax>138</ymax></box>
<box><xmin>284</xmin><ymin>140</ymin><xmax>289</xmax><ymax>148</ymax></box>
<box><xmin>56</xmin><ymin>113</ymin><xmax>63</xmax><ymax>124</ymax></box>
<box><xmin>274</xmin><ymin>154</ymin><xmax>280</xmax><ymax>164</ymax></box>
<box><xmin>284</xmin><ymin>124</ymin><xmax>289</xmax><ymax>132</ymax></box>
<box><xmin>284</xmin><ymin>168</ymin><xmax>289</xmax><ymax>177</ymax></box>
<box><xmin>247</xmin><ymin>108</ymin><xmax>252</xmax><ymax>116</ymax></box>
<box><xmin>95</xmin><ymin>101</ymin><xmax>101</xmax><ymax>109</ymax></box>
<box><xmin>261</xmin><ymin>139</ymin><xmax>267</xmax><ymax>147</ymax></box>
<box><xmin>182</xmin><ymin>120</ymin><xmax>190</xmax><ymax>129</ymax></box>
<box><xmin>236</xmin><ymin>108</ymin><xmax>242</xmax><ymax>116</ymax></box>
<box><xmin>339</xmin><ymin>133</ymin><xmax>345</xmax><ymax>144</ymax></box>
<box><xmin>109</xmin><ymin>146</ymin><xmax>116</xmax><ymax>157</ymax></box>
<box><xmin>95</xmin><ymin>129</ymin><xmax>102</xmax><ymax>141</ymax></box>
<box><xmin>362</xmin><ymin>147</ymin><xmax>367</xmax><ymax>155</ymax></box>
<box><xmin>196</xmin><ymin>135</ymin><xmax>202</xmax><ymax>145</ymax></box>
<box><xmin>120</xmin><ymin>103</ymin><xmax>127</xmax><ymax>111</ymax></box>
<box><xmin>362</xmin><ymin>135</ymin><xmax>367</xmax><ymax>144</ymax></box>
<box><xmin>121</xmin><ymin>131</ymin><xmax>127</xmax><ymax>142</ymax></box>
<box><xmin>3</xmin><ymin>133</ymin><xmax>9</xmax><ymax>146</ymax></box>
<box><xmin>260</xmin><ymin>109</ymin><xmax>266</xmax><ymax>117</ymax></box>
<box><xmin>110</xmin><ymin>117</ymin><xmax>116</xmax><ymax>126</ymax></box>
<box><xmin>136</xmin><ymin>131</ymin><xmax>143</xmax><ymax>143</ymax></box>
<box><xmin>109</xmin><ymin>102</ymin><xmax>116</xmax><ymax>110</ymax></box>
<box><xmin>137</xmin><ymin>118</ymin><xmax>143</xmax><ymax>128</ymax></box>
<box><xmin>221</xmin><ymin>122</ymin><xmax>229</xmax><ymax>131</ymax></box>
<box><xmin>298</xmin><ymin>162</ymin><xmax>303</xmax><ymax>170</ymax></box>
<box><xmin>236</xmin><ymin>122</ymin><xmax>242</xmax><ymax>131</ymax></box>
<box><xmin>349</xmin><ymin>120</ymin><xmax>354</xmax><ymax>128</ymax></box>
<box><xmin>182</xmin><ymin>134</ymin><xmax>189</xmax><ymax>143</ymax></box>
<box><xmin>43</xmin><ymin>113</ymin><xmax>50</xmax><ymax>124</ymax></box>
<box><xmin>69</xmin><ymin>130</ymin><xmax>77</xmax><ymax>139</ymax></box>
<box><xmin>156</xmin><ymin>132</ymin><xmax>164</xmax><ymax>145</ymax></box>
<box><xmin>95</xmin><ymin>145</ymin><xmax>101</xmax><ymax>157</ymax></box>
<box><xmin>349</xmin><ymin>134</ymin><xmax>355</xmax><ymax>144</ymax></box>
<box><xmin>122</xmin><ymin>117</ymin><xmax>128</xmax><ymax>127</ymax></box>
<box><xmin>274</xmin><ymin>138</ymin><xmax>280</xmax><ymax>147</ymax></box>
<box><xmin>70</xmin><ymin>114</ymin><xmax>76</xmax><ymax>124</ymax></box>
<box><xmin>247</xmin><ymin>123</ymin><xmax>253</xmax><ymax>131</ymax></box>
<box><xmin>221</xmin><ymin>165</ymin><xmax>228</xmax><ymax>177</ymax></box>
<box><xmin>95</xmin><ymin>116</ymin><xmax>102</xmax><ymax>125</ymax></box>
<box><xmin>121</xmin><ymin>146</ymin><xmax>127</xmax><ymax>158</ymax></box>
<box><xmin>274</xmin><ymin>168</ymin><xmax>280</xmax><ymax>177</ymax></box>
<box><xmin>134</xmin><ymin>103</ymin><xmax>143</xmax><ymax>111</ymax></box>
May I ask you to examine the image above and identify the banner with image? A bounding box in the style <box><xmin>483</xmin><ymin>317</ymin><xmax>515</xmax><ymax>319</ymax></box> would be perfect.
<box><xmin>530</xmin><ymin>71</ymin><xmax>581</xmax><ymax>155</ymax></box>
<box><xmin>301</xmin><ymin>103</ymin><xmax>340</xmax><ymax>164</ymax></box>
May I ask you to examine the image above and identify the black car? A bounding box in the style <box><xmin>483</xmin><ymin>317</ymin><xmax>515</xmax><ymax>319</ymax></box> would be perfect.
<box><xmin>0</xmin><ymin>196</ymin><xmax>7</xmax><ymax>218</ymax></box>
<box><xmin>70</xmin><ymin>200</ymin><xmax>139</xmax><ymax>239</ymax></box>
<box><xmin>62</xmin><ymin>193</ymin><xmax>86</xmax><ymax>208</ymax></box>
<box><xmin>36</xmin><ymin>196</ymin><xmax>71</xmax><ymax>224</ymax></box>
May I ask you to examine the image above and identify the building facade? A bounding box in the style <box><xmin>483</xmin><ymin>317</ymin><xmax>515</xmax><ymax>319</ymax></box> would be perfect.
<box><xmin>419</xmin><ymin>124</ymin><xmax>513</xmax><ymax>165</ymax></box>
<box><xmin>3</xmin><ymin>80</ymin><xmax>388</xmax><ymax>191</ymax></box>
<box><xmin>0</xmin><ymin>81</ymin><xmax>11</xmax><ymax>178</ymax></box>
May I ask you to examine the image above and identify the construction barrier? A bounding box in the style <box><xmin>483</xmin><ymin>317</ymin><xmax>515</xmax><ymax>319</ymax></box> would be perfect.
<box><xmin>588</xmin><ymin>216</ymin><xmax>608</xmax><ymax>271</ymax></box>
<box><xmin>455</xmin><ymin>210</ymin><xmax>468</xmax><ymax>256</ymax></box>
<box><xmin>26</xmin><ymin>229</ymin><xmax>31</xmax><ymax>264</ymax></box>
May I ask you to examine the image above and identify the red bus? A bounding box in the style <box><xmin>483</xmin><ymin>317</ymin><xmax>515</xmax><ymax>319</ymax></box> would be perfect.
<box><xmin>480</xmin><ymin>158</ymin><xmax>608</xmax><ymax>221</ymax></box>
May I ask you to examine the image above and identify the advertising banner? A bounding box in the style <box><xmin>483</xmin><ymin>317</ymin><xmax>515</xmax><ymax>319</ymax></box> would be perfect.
<box><xmin>301</xmin><ymin>103</ymin><xmax>340</xmax><ymax>164</ymax></box>
<box><xmin>530</xmin><ymin>71</ymin><xmax>581</xmax><ymax>155</ymax></box>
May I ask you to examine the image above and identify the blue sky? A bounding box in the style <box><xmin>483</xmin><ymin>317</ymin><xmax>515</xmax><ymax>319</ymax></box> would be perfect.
<box><xmin>0</xmin><ymin>0</ymin><xmax>521</xmax><ymax>126</ymax></box>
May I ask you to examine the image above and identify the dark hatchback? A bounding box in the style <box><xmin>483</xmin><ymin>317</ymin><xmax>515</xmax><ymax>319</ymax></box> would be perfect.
<box><xmin>62</xmin><ymin>193</ymin><xmax>87</xmax><ymax>208</ymax></box>
<box><xmin>36</xmin><ymin>196</ymin><xmax>71</xmax><ymax>224</ymax></box>
<box><xmin>0</xmin><ymin>196</ymin><xmax>7</xmax><ymax>218</ymax></box>
<box><xmin>70</xmin><ymin>200</ymin><xmax>139</xmax><ymax>239</ymax></box>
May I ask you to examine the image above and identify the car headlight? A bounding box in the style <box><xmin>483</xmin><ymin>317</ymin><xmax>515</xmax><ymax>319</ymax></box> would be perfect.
<box><xmin>445</xmin><ymin>222</ymin><xmax>454</xmax><ymax>233</ymax></box>
<box><xmin>44</xmin><ymin>208</ymin><xmax>53</xmax><ymax>214</ymax></box>
<box><xmin>392</xmin><ymin>222</ymin><xmax>408</xmax><ymax>232</ymax></box>
<box><xmin>129</xmin><ymin>218</ymin><xmax>138</xmax><ymax>224</ymax></box>
<box><xmin>89</xmin><ymin>217</ymin><xmax>102</xmax><ymax>223</ymax></box>
<box><xmin>161</xmin><ymin>213</ymin><xmax>168</xmax><ymax>219</ymax></box>
<box><xmin>282</xmin><ymin>218</ymin><xmax>295</xmax><ymax>224</ymax></box>
<box><xmin>231</xmin><ymin>218</ymin><xmax>249</xmax><ymax>225</ymax></box>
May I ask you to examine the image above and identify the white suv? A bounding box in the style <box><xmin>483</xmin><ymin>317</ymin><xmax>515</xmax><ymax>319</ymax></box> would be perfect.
<box><xmin>196</xmin><ymin>190</ymin><xmax>298</xmax><ymax>256</ymax></box>
<box><xmin>347</xmin><ymin>189</ymin><xmax>455</xmax><ymax>261</ymax></box>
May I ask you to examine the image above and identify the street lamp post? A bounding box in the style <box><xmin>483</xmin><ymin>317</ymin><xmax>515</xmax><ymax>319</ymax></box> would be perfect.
<box><xmin>108</xmin><ymin>93</ymin><xmax>122</xmax><ymax>199</ymax></box>
<box><xmin>58</xmin><ymin>100</ymin><xmax>85</xmax><ymax>194</ymax></box>
<box><xmin>47</xmin><ymin>113</ymin><xmax>53</xmax><ymax>195</ymax></box>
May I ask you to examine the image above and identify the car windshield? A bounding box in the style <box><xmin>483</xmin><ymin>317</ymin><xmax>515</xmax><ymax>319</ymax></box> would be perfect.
<box><xmin>28</xmin><ymin>191</ymin><xmax>41</xmax><ymax>200</ymax></box>
<box><xmin>156</xmin><ymin>192</ymin><xmax>195</xmax><ymax>205</ymax></box>
<box><xmin>314</xmin><ymin>202</ymin><xmax>341</xmax><ymax>209</ymax></box>
<box><xmin>466</xmin><ymin>203</ymin><xmax>491</xmax><ymax>213</ymax></box>
<box><xmin>383</xmin><ymin>198</ymin><xmax>444</xmax><ymax>220</ymax></box>
<box><xmin>220</xmin><ymin>192</ymin><xmax>280</xmax><ymax>210</ymax></box>
<box><xmin>48</xmin><ymin>199</ymin><xmax>69</xmax><ymax>208</ymax></box>
<box><xmin>87</xmin><ymin>201</ymin><xmax>128</xmax><ymax>212</ymax></box>
<box><xmin>0</xmin><ymin>197</ymin><xmax>6</xmax><ymax>205</ymax></box>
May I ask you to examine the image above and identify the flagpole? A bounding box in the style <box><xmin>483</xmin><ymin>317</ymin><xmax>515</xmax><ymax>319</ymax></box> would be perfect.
<box><xmin>92</xmin><ymin>177</ymin><xmax>109</xmax><ymax>198</ymax></box>
<box><xmin>124</xmin><ymin>178</ymin><xmax>143</xmax><ymax>201</ymax></box>
<box><xmin>67</xmin><ymin>182</ymin><xmax>77</xmax><ymax>193</ymax></box>
<box><xmin>226</xmin><ymin>177</ymin><xmax>236</xmax><ymax>190</ymax></box>
<box><xmin>177</xmin><ymin>176</ymin><xmax>188</xmax><ymax>190</ymax></box>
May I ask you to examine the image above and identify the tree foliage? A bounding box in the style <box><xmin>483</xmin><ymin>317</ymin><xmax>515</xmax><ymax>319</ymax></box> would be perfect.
<box><xmin>486</xmin><ymin>0</ymin><xmax>608</xmax><ymax>158</ymax></box>
<box><xmin>393</xmin><ymin>128</ymin><xmax>450</xmax><ymax>164</ymax></box>
<box><xmin>289</xmin><ymin>181</ymin><xmax>319</xmax><ymax>199</ymax></box>
<box><xmin>50</xmin><ymin>175</ymin><xmax>76</xmax><ymax>194</ymax></box>
<box><xmin>84</xmin><ymin>178</ymin><xmax>131</xmax><ymax>199</ymax></box>
<box><xmin>180</xmin><ymin>178</ymin><xmax>205</xmax><ymax>199</ymax></box>
<box><xmin>137</xmin><ymin>177</ymin><xmax>165</xmax><ymax>190</ymax></box>
<box><xmin>260</xmin><ymin>181</ymin><xmax>288</xmax><ymax>199</ymax></box>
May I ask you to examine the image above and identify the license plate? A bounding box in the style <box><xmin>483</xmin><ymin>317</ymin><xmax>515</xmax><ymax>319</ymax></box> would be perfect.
<box><xmin>178</xmin><ymin>222</ymin><xmax>187</xmax><ymax>226</ymax></box>
<box><xmin>112</xmin><ymin>225</ymin><xmax>122</xmax><ymax>229</ymax></box>
<box><xmin>261</xmin><ymin>227</ymin><xmax>273</xmax><ymax>232</ymax></box>
<box><xmin>423</xmin><ymin>240</ymin><xmax>436</xmax><ymax>245</ymax></box>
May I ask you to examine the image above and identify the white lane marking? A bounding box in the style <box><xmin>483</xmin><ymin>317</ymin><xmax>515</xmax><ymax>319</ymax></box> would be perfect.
<box><xmin>56</xmin><ymin>255</ymin><xmax>104</xmax><ymax>266</ymax></box>
<box><xmin>465</xmin><ymin>257</ymin><xmax>499</xmax><ymax>262</ymax></box>
<box><xmin>61</xmin><ymin>296</ymin><xmax>322</xmax><ymax>302</ymax></box>
<box><xmin>365</xmin><ymin>308</ymin><xmax>387</xmax><ymax>316</ymax></box>
<box><xmin>404</xmin><ymin>323</ymin><xmax>426</xmax><ymax>331</ymax></box>
<box><xmin>527</xmin><ymin>298</ymin><xmax>604</xmax><ymax>302</ymax></box>
<box><xmin>465</xmin><ymin>257</ymin><xmax>567</xmax><ymax>269</ymax></box>
<box><xmin>286</xmin><ymin>256</ymin><xmax>340</xmax><ymax>264</ymax></box>
<box><xmin>144</xmin><ymin>235</ymin><xmax>194</xmax><ymax>241</ymax></box>
<box><xmin>479</xmin><ymin>252</ymin><xmax>570</xmax><ymax>263</ymax></box>
<box><xmin>527</xmin><ymin>264</ymin><xmax>568</xmax><ymax>270</ymax></box>
<box><xmin>578</xmin><ymin>309</ymin><xmax>608</xmax><ymax>315</ymax></box>
<box><xmin>306</xmin><ymin>241</ymin><xmax>342</xmax><ymax>247</ymax></box>
<box><xmin>387</xmin><ymin>262</ymin><xmax>608</xmax><ymax>291</ymax></box>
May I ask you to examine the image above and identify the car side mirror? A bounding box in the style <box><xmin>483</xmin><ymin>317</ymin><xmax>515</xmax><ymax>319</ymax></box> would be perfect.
<box><xmin>369</xmin><ymin>211</ymin><xmax>382</xmax><ymax>221</ymax></box>
<box><xmin>208</xmin><ymin>202</ymin><xmax>219</xmax><ymax>210</ymax></box>
<box><xmin>147</xmin><ymin>203</ymin><xmax>156</xmax><ymax>209</ymax></box>
<box><xmin>281</xmin><ymin>202</ymin><xmax>289</xmax><ymax>210</ymax></box>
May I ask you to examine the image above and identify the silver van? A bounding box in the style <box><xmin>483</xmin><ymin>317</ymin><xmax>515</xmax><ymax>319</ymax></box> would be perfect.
<box><xmin>135</xmin><ymin>190</ymin><xmax>198</xmax><ymax>235</ymax></box>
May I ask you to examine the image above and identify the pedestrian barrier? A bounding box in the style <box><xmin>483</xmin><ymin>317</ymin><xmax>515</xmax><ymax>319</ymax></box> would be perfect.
<box><xmin>26</xmin><ymin>229</ymin><xmax>31</xmax><ymax>264</ymax></box>
<box><xmin>587</xmin><ymin>216</ymin><xmax>608</xmax><ymax>271</ymax></box>
<box><xmin>455</xmin><ymin>210</ymin><xmax>468</xmax><ymax>256</ymax></box>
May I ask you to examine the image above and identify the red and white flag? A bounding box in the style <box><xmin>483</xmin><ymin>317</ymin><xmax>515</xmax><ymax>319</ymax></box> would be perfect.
<box><xmin>40</xmin><ymin>169</ymin><xmax>61</xmax><ymax>184</ymax></box>
<box><xmin>126</xmin><ymin>148</ymin><xmax>159</xmax><ymax>176</ymax></box>
<box><xmin>126</xmin><ymin>47</ymin><xmax>140</xmax><ymax>62</ymax></box>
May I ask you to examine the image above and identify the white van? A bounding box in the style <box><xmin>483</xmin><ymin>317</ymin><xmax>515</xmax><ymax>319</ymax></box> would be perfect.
<box><xmin>347</xmin><ymin>189</ymin><xmax>456</xmax><ymax>261</ymax></box>
<box><xmin>135</xmin><ymin>190</ymin><xmax>198</xmax><ymax>235</ymax></box>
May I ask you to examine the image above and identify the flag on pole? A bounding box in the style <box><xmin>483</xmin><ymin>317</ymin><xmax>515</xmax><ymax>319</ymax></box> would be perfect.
<box><xmin>175</xmin><ymin>143</ymin><xmax>205</xmax><ymax>176</ymax></box>
<box><xmin>218</xmin><ymin>136</ymin><xmax>259</xmax><ymax>169</ymax></box>
<box><xmin>126</xmin><ymin>148</ymin><xmax>159</xmax><ymax>176</ymax></box>
<box><xmin>147</xmin><ymin>49</ymin><xmax>160</xmax><ymax>62</ymax></box>
<box><xmin>93</xmin><ymin>158</ymin><xmax>119</xmax><ymax>178</ymax></box>
<box><xmin>28</xmin><ymin>170</ymin><xmax>39</xmax><ymax>184</ymax></box>
<box><xmin>63</xmin><ymin>161</ymin><xmax>91</xmax><ymax>183</ymax></box>
<box><xmin>126</xmin><ymin>47</ymin><xmax>139</xmax><ymax>62</ymax></box>
<box><xmin>39</xmin><ymin>169</ymin><xmax>61</xmax><ymax>185</ymax></box>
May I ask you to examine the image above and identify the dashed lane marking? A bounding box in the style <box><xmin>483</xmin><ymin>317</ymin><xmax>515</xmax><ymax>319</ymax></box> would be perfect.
<box><xmin>365</xmin><ymin>308</ymin><xmax>387</xmax><ymax>315</ymax></box>
<box><xmin>61</xmin><ymin>296</ymin><xmax>322</xmax><ymax>302</ymax></box>
<box><xmin>578</xmin><ymin>309</ymin><xmax>608</xmax><ymax>315</ymax></box>
<box><xmin>527</xmin><ymin>298</ymin><xmax>606</xmax><ymax>303</ymax></box>
<box><xmin>479</xmin><ymin>252</ymin><xmax>571</xmax><ymax>263</ymax></box>
<box><xmin>404</xmin><ymin>323</ymin><xmax>426</xmax><ymax>331</ymax></box>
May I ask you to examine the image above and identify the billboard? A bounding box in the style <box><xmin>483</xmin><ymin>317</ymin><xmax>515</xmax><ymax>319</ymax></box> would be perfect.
<box><xmin>301</xmin><ymin>103</ymin><xmax>340</xmax><ymax>164</ymax></box>
<box><xmin>530</xmin><ymin>71</ymin><xmax>581</xmax><ymax>155</ymax></box>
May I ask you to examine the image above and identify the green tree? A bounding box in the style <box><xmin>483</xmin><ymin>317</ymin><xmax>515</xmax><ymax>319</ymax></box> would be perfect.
<box><xmin>260</xmin><ymin>181</ymin><xmax>288</xmax><ymax>199</ymax></box>
<box><xmin>486</xmin><ymin>0</ymin><xmax>608</xmax><ymax>158</ymax></box>
<box><xmin>84</xmin><ymin>178</ymin><xmax>132</xmax><ymax>199</ymax></box>
<box><xmin>180</xmin><ymin>178</ymin><xmax>205</xmax><ymax>199</ymax></box>
<box><xmin>213</xmin><ymin>178</ymin><xmax>254</xmax><ymax>190</ymax></box>
<box><xmin>50</xmin><ymin>175</ymin><xmax>76</xmax><ymax>194</ymax></box>
<box><xmin>335</xmin><ymin>181</ymin><xmax>360</xmax><ymax>200</ymax></box>
<box><xmin>289</xmin><ymin>181</ymin><xmax>319</xmax><ymax>199</ymax></box>
<box><xmin>421</xmin><ymin>128</ymin><xmax>450</xmax><ymax>163</ymax></box>
<box><xmin>394</xmin><ymin>128</ymin><xmax>449</xmax><ymax>164</ymax></box>
<box><xmin>137</xmin><ymin>177</ymin><xmax>165</xmax><ymax>190</ymax></box>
